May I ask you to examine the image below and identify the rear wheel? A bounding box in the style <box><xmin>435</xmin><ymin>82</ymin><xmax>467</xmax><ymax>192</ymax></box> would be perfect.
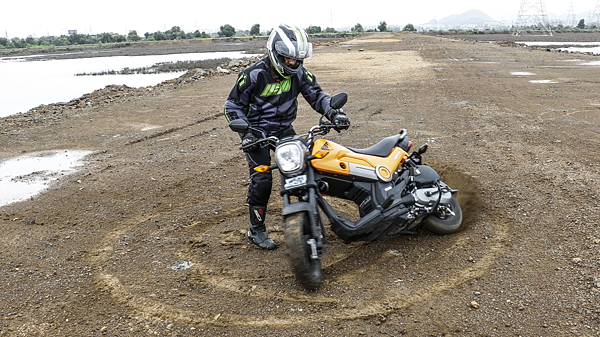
<box><xmin>283</xmin><ymin>212</ymin><xmax>322</xmax><ymax>290</ymax></box>
<box><xmin>423</xmin><ymin>195</ymin><xmax>463</xmax><ymax>234</ymax></box>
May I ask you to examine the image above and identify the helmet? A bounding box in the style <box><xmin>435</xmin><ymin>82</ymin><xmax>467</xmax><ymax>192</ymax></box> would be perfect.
<box><xmin>267</xmin><ymin>24</ymin><xmax>313</xmax><ymax>78</ymax></box>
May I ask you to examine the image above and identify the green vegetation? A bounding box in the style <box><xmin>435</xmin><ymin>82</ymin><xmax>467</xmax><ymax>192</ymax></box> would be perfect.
<box><xmin>0</xmin><ymin>21</ymin><xmax>371</xmax><ymax>54</ymax></box>
<box><xmin>4</xmin><ymin>18</ymin><xmax>600</xmax><ymax>54</ymax></box>
<box><xmin>351</xmin><ymin>24</ymin><xmax>364</xmax><ymax>33</ymax></box>
<box><xmin>0</xmin><ymin>25</ymin><xmax>213</xmax><ymax>51</ymax></box>
<box><xmin>403</xmin><ymin>24</ymin><xmax>417</xmax><ymax>32</ymax></box>
<box><xmin>218</xmin><ymin>24</ymin><xmax>236</xmax><ymax>38</ymax></box>
<box><xmin>250</xmin><ymin>24</ymin><xmax>261</xmax><ymax>36</ymax></box>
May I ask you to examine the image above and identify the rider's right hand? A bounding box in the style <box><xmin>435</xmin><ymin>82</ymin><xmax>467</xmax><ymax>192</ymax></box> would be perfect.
<box><xmin>240</xmin><ymin>131</ymin><xmax>259</xmax><ymax>152</ymax></box>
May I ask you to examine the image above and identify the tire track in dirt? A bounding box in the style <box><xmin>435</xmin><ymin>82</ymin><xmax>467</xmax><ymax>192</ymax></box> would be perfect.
<box><xmin>90</xmin><ymin>167</ymin><xmax>511</xmax><ymax>327</ymax></box>
<box><xmin>87</xmin><ymin>34</ymin><xmax>512</xmax><ymax>327</ymax></box>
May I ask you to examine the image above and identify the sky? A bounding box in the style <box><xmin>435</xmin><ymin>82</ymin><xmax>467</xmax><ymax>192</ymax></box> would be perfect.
<box><xmin>2</xmin><ymin>0</ymin><xmax>599</xmax><ymax>39</ymax></box>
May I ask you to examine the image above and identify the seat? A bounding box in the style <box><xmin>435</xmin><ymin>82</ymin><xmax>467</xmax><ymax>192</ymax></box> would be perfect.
<box><xmin>348</xmin><ymin>134</ymin><xmax>403</xmax><ymax>157</ymax></box>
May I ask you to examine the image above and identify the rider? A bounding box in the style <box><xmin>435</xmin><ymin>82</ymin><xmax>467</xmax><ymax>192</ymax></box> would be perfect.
<box><xmin>224</xmin><ymin>24</ymin><xmax>350</xmax><ymax>250</ymax></box>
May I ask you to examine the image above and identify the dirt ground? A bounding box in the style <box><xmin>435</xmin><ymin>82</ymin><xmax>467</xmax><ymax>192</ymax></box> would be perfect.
<box><xmin>1</xmin><ymin>33</ymin><xmax>599</xmax><ymax>336</ymax></box>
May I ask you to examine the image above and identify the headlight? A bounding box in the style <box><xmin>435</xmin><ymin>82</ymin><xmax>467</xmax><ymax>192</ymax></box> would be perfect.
<box><xmin>275</xmin><ymin>141</ymin><xmax>306</xmax><ymax>174</ymax></box>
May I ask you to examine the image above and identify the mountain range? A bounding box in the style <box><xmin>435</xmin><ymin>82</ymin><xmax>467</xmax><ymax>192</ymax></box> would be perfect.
<box><xmin>424</xmin><ymin>8</ymin><xmax>597</xmax><ymax>26</ymax></box>
<box><xmin>425</xmin><ymin>9</ymin><xmax>498</xmax><ymax>25</ymax></box>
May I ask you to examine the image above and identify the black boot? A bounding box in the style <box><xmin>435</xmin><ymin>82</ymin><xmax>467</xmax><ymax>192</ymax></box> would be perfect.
<box><xmin>248</xmin><ymin>206</ymin><xmax>276</xmax><ymax>250</ymax></box>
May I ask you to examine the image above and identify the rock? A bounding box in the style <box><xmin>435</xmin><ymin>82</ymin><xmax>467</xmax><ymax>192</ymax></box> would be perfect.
<box><xmin>194</xmin><ymin>69</ymin><xmax>209</xmax><ymax>77</ymax></box>
<box><xmin>469</xmin><ymin>301</ymin><xmax>480</xmax><ymax>309</ymax></box>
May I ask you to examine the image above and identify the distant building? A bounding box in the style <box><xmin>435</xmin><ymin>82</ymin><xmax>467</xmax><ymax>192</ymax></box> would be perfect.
<box><xmin>68</xmin><ymin>30</ymin><xmax>77</xmax><ymax>35</ymax></box>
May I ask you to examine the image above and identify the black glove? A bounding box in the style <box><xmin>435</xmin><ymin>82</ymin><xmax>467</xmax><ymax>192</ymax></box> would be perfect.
<box><xmin>331</xmin><ymin>110</ymin><xmax>350</xmax><ymax>129</ymax></box>
<box><xmin>240</xmin><ymin>131</ymin><xmax>258</xmax><ymax>152</ymax></box>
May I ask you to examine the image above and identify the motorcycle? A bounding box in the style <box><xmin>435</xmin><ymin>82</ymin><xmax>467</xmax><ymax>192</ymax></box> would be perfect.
<box><xmin>229</xmin><ymin>93</ymin><xmax>463</xmax><ymax>290</ymax></box>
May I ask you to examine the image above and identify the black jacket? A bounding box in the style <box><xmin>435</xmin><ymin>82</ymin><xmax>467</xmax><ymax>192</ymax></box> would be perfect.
<box><xmin>224</xmin><ymin>57</ymin><xmax>332</xmax><ymax>136</ymax></box>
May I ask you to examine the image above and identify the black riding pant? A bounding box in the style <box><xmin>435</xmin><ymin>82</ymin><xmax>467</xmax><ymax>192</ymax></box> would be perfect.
<box><xmin>245</xmin><ymin>126</ymin><xmax>296</xmax><ymax>207</ymax></box>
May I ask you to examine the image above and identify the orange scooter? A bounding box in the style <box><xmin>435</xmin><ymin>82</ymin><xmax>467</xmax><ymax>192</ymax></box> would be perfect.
<box><xmin>229</xmin><ymin>93</ymin><xmax>463</xmax><ymax>290</ymax></box>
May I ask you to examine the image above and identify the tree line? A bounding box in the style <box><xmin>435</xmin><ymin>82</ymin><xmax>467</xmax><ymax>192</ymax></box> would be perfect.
<box><xmin>0</xmin><ymin>26</ymin><xmax>214</xmax><ymax>49</ymax></box>
<box><xmin>1</xmin><ymin>21</ymin><xmax>406</xmax><ymax>50</ymax></box>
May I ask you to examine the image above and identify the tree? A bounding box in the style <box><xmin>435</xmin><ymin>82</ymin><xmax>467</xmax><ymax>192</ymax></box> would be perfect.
<box><xmin>193</xmin><ymin>30</ymin><xmax>211</xmax><ymax>39</ymax></box>
<box><xmin>577</xmin><ymin>19</ymin><xmax>585</xmax><ymax>29</ymax></box>
<box><xmin>128</xmin><ymin>30</ymin><xmax>141</xmax><ymax>42</ymax></box>
<box><xmin>54</xmin><ymin>37</ymin><xmax>69</xmax><ymax>46</ymax></box>
<box><xmin>113</xmin><ymin>34</ymin><xmax>126</xmax><ymax>43</ymax></box>
<box><xmin>25</xmin><ymin>35</ymin><xmax>36</xmax><ymax>45</ymax></box>
<box><xmin>351</xmin><ymin>23</ymin><xmax>364</xmax><ymax>33</ymax></box>
<box><xmin>68</xmin><ymin>33</ymin><xmax>92</xmax><ymax>45</ymax></box>
<box><xmin>11</xmin><ymin>37</ymin><xmax>27</xmax><ymax>48</ymax></box>
<box><xmin>378</xmin><ymin>21</ymin><xmax>387</xmax><ymax>32</ymax></box>
<box><xmin>305</xmin><ymin>26</ymin><xmax>322</xmax><ymax>34</ymax></box>
<box><xmin>219</xmin><ymin>24</ymin><xmax>236</xmax><ymax>37</ymax></box>
<box><xmin>99</xmin><ymin>33</ymin><xmax>113</xmax><ymax>43</ymax></box>
<box><xmin>324</xmin><ymin>27</ymin><xmax>337</xmax><ymax>33</ymax></box>
<box><xmin>250</xmin><ymin>24</ymin><xmax>261</xmax><ymax>36</ymax></box>
<box><xmin>403</xmin><ymin>23</ymin><xmax>416</xmax><ymax>32</ymax></box>
<box><xmin>151</xmin><ymin>31</ymin><xmax>166</xmax><ymax>41</ymax></box>
<box><xmin>166</xmin><ymin>26</ymin><xmax>185</xmax><ymax>40</ymax></box>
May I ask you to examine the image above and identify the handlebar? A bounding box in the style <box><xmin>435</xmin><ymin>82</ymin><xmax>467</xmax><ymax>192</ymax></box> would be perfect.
<box><xmin>239</xmin><ymin>116</ymin><xmax>349</xmax><ymax>151</ymax></box>
<box><xmin>239</xmin><ymin>135</ymin><xmax>278</xmax><ymax>151</ymax></box>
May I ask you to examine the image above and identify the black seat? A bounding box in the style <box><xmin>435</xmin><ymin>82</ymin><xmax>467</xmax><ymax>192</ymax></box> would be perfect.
<box><xmin>348</xmin><ymin>134</ymin><xmax>402</xmax><ymax>157</ymax></box>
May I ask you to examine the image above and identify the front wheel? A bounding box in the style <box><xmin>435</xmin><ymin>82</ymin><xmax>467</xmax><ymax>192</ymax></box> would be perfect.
<box><xmin>423</xmin><ymin>195</ymin><xmax>463</xmax><ymax>234</ymax></box>
<box><xmin>283</xmin><ymin>212</ymin><xmax>322</xmax><ymax>290</ymax></box>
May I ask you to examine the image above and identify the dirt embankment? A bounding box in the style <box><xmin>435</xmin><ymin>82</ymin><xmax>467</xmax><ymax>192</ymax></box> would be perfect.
<box><xmin>0</xmin><ymin>33</ymin><xmax>599</xmax><ymax>336</ymax></box>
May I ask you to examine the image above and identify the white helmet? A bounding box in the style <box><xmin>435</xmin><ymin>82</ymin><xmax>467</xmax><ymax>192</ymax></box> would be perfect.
<box><xmin>267</xmin><ymin>24</ymin><xmax>313</xmax><ymax>78</ymax></box>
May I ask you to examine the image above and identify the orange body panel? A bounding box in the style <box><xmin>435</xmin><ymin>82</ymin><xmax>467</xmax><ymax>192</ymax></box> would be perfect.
<box><xmin>310</xmin><ymin>139</ymin><xmax>409</xmax><ymax>180</ymax></box>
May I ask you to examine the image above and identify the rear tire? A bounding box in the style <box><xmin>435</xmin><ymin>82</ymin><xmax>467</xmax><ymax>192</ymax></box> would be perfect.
<box><xmin>283</xmin><ymin>212</ymin><xmax>322</xmax><ymax>290</ymax></box>
<box><xmin>423</xmin><ymin>195</ymin><xmax>463</xmax><ymax>234</ymax></box>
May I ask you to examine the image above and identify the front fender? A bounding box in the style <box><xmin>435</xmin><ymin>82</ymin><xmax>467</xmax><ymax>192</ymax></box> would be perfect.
<box><xmin>282</xmin><ymin>201</ymin><xmax>312</xmax><ymax>216</ymax></box>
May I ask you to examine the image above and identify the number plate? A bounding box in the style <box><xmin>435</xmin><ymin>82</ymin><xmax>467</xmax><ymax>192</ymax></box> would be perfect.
<box><xmin>284</xmin><ymin>175</ymin><xmax>307</xmax><ymax>189</ymax></box>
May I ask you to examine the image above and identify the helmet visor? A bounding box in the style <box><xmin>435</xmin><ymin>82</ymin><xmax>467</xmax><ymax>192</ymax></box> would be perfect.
<box><xmin>274</xmin><ymin>40</ymin><xmax>313</xmax><ymax>60</ymax></box>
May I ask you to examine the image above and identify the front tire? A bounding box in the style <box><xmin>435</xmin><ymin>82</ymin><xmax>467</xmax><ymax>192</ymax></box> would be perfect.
<box><xmin>283</xmin><ymin>212</ymin><xmax>322</xmax><ymax>290</ymax></box>
<box><xmin>423</xmin><ymin>195</ymin><xmax>463</xmax><ymax>234</ymax></box>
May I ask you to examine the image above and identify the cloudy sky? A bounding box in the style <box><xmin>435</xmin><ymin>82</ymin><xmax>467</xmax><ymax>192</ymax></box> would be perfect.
<box><xmin>2</xmin><ymin>0</ymin><xmax>599</xmax><ymax>39</ymax></box>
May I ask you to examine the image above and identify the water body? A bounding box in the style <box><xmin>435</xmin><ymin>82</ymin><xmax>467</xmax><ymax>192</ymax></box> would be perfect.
<box><xmin>518</xmin><ymin>41</ymin><xmax>600</xmax><ymax>55</ymax></box>
<box><xmin>0</xmin><ymin>50</ymin><xmax>260</xmax><ymax>206</ymax></box>
<box><xmin>0</xmin><ymin>150</ymin><xmax>92</xmax><ymax>207</ymax></box>
<box><xmin>0</xmin><ymin>51</ymin><xmax>254</xmax><ymax>118</ymax></box>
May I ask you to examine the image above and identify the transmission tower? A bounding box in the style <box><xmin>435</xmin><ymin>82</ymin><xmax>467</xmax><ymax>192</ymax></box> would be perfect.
<box><xmin>591</xmin><ymin>0</ymin><xmax>600</xmax><ymax>27</ymax></box>
<box><xmin>513</xmin><ymin>0</ymin><xmax>553</xmax><ymax>36</ymax></box>
<box><xmin>567</xmin><ymin>1</ymin><xmax>577</xmax><ymax>27</ymax></box>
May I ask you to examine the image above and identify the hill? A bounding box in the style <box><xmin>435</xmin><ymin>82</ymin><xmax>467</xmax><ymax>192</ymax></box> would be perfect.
<box><xmin>425</xmin><ymin>9</ymin><xmax>499</xmax><ymax>26</ymax></box>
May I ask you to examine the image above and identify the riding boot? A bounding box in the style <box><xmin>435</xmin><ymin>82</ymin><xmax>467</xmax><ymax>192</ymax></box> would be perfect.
<box><xmin>248</xmin><ymin>206</ymin><xmax>276</xmax><ymax>250</ymax></box>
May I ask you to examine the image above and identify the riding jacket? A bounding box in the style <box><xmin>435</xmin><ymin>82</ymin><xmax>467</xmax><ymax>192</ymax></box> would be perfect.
<box><xmin>224</xmin><ymin>57</ymin><xmax>333</xmax><ymax>137</ymax></box>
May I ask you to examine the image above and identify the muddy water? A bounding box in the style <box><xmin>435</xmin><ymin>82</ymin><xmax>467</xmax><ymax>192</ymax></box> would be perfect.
<box><xmin>0</xmin><ymin>150</ymin><xmax>91</xmax><ymax>207</ymax></box>
<box><xmin>0</xmin><ymin>51</ymin><xmax>253</xmax><ymax>118</ymax></box>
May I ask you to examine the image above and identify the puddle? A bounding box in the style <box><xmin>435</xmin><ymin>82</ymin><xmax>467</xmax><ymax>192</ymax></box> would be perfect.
<box><xmin>529</xmin><ymin>80</ymin><xmax>558</xmax><ymax>84</ymax></box>
<box><xmin>171</xmin><ymin>261</ymin><xmax>194</xmax><ymax>271</ymax></box>
<box><xmin>511</xmin><ymin>72</ymin><xmax>536</xmax><ymax>76</ymax></box>
<box><xmin>0</xmin><ymin>150</ymin><xmax>92</xmax><ymax>207</ymax></box>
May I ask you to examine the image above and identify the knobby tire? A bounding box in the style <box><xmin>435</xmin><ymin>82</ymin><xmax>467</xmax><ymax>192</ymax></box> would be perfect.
<box><xmin>283</xmin><ymin>212</ymin><xmax>322</xmax><ymax>290</ymax></box>
<box><xmin>423</xmin><ymin>195</ymin><xmax>463</xmax><ymax>234</ymax></box>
